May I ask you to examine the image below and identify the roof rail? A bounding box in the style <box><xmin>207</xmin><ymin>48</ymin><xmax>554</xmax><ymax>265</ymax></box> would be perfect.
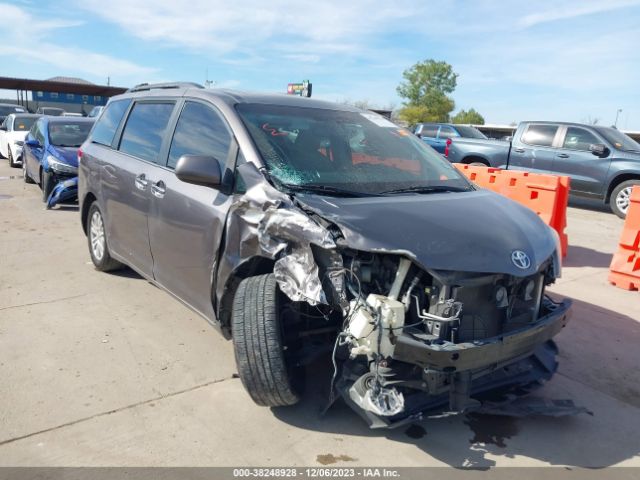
<box><xmin>127</xmin><ymin>82</ymin><xmax>205</xmax><ymax>93</ymax></box>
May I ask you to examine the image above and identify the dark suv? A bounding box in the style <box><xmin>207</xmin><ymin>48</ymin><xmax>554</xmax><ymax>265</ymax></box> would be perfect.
<box><xmin>79</xmin><ymin>83</ymin><xmax>571</xmax><ymax>427</ymax></box>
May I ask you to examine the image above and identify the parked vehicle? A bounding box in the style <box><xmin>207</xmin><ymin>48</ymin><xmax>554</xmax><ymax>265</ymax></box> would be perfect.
<box><xmin>23</xmin><ymin>117</ymin><xmax>94</xmax><ymax>202</ymax></box>
<box><xmin>414</xmin><ymin>122</ymin><xmax>487</xmax><ymax>154</ymax></box>
<box><xmin>87</xmin><ymin>106</ymin><xmax>105</xmax><ymax>118</ymax></box>
<box><xmin>446</xmin><ymin>121</ymin><xmax>640</xmax><ymax>218</ymax></box>
<box><xmin>36</xmin><ymin>107</ymin><xmax>65</xmax><ymax>116</ymax></box>
<box><xmin>0</xmin><ymin>113</ymin><xmax>40</xmax><ymax>167</ymax></box>
<box><xmin>0</xmin><ymin>103</ymin><xmax>27</xmax><ymax>124</ymax></box>
<box><xmin>78</xmin><ymin>83</ymin><xmax>573</xmax><ymax>427</ymax></box>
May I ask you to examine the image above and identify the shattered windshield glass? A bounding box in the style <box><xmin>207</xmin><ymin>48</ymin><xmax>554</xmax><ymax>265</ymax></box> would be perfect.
<box><xmin>236</xmin><ymin>104</ymin><xmax>472</xmax><ymax>196</ymax></box>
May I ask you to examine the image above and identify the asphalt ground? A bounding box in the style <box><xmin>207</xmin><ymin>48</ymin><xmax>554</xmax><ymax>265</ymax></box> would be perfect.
<box><xmin>1</xmin><ymin>159</ymin><xmax>639</xmax><ymax>468</ymax></box>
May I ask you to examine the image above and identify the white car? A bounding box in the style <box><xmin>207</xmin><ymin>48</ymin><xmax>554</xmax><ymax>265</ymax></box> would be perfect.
<box><xmin>0</xmin><ymin>113</ymin><xmax>40</xmax><ymax>168</ymax></box>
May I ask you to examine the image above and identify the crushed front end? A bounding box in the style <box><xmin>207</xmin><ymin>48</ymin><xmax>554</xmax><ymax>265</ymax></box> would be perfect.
<box><xmin>324</xmin><ymin>252</ymin><xmax>572</xmax><ymax>427</ymax></box>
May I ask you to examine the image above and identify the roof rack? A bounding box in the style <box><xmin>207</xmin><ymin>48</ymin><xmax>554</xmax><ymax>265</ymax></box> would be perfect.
<box><xmin>127</xmin><ymin>82</ymin><xmax>205</xmax><ymax>93</ymax></box>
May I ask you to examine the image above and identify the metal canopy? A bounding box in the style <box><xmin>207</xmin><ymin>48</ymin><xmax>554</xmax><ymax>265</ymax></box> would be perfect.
<box><xmin>0</xmin><ymin>76</ymin><xmax>127</xmax><ymax>96</ymax></box>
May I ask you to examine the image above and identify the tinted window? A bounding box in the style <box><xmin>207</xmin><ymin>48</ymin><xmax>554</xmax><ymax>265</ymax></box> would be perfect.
<box><xmin>418</xmin><ymin>124</ymin><xmax>438</xmax><ymax>138</ymax></box>
<box><xmin>13</xmin><ymin>116</ymin><xmax>37</xmax><ymax>132</ymax></box>
<box><xmin>453</xmin><ymin>125</ymin><xmax>487</xmax><ymax>139</ymax></box>
<box><xmin>0</xmin><ymin>105</ymin><xmax>24</xmax><ymax>116</ymax></box>
<box><xmin>119</xmin><ymin>102</ymin><xmax>175</xmax><ymax>163</ymax></box>
<box><xmin>167</xmin><ymin>102</ymin><xmax>231</xmax><ymax>169</ymax></box>
<box><xmin>48</xmin><ymin>121</ymin><xmax>94</xmax><ymax>147</ymax></box>
<box><xmin>437</xmin><ymin>126</ymin><xmax>457</xmax><ymax>138</ymax></box>
<box><xmin>521</xmin><ymin>124</ymin><xmax>559</xmax><ymax>147</ymax></box>
<box><xmin>35</xmin><ymin>121</ymin><xmax>46</xmax><ymax>145</ymax></box>
<box><xmin>91</xmin><ymin>99</ymin><xmax>131</xmax><ymax>146</ymax></box>
<box><xmin>562</xmin><ymin>127</ymin><xmax>599</xmax><ymax>151</ymax></box>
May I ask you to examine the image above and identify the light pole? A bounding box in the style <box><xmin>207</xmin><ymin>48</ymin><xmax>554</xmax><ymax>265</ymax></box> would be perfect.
<box><xmin>614</xmin><ymin>108</ymin><xmax>622</xmax><ymax>127</ymax></box>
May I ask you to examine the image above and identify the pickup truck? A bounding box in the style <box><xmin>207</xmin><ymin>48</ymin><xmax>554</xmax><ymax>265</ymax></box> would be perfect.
<box><xmin>445</xmin><ymin>121</ymin><xmax>640</xmax><ymax>218</ymax></box>
<box><xmin>414</xmin><ymin>122</ymin><xmax>487</xmax><ymax>154</ymax></box>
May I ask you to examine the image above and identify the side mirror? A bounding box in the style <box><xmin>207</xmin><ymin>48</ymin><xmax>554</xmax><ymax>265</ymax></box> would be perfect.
<box><xmin>24</xmin><ymin>139</ymin><xmax>41</xmax><ymax>148</ymax></box>
<box><xmin>175</xmin><ymin>154</ymin><xmax>222</xmax><ymax>188</ymax></box>
<box><xmin>589</xmin><ymin>143</ymin><xmax>608</xmax><ymax>157</ymax></box>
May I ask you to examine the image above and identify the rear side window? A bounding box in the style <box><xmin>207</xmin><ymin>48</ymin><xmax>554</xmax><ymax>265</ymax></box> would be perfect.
<box><xmin>91</xmin><ymin>99</ymin><xmax>131</xmax><ymax>147</ymax></box>
<box><xmin>521</xmin><ymin>124</ymin><xmax>559</xmax><ymax>147</ymax></box>
<box><xmin>419</xmin><ymin>124</ymin><xmax>438</xmax><ymax>138</ymax></box>
<box><xmin>119</xmin><ymin>102</ymin><xmax>175</xmax><ymax>164</ymax></box>
<box><xmin>437</xmin><ymin>126</ymin><xmax>457</xmax><ymax>138</ymax></box>
<box><xmin>167</xmin><ymin>101</ymin><xmax>232</xmax><ymax>169</ymax></box>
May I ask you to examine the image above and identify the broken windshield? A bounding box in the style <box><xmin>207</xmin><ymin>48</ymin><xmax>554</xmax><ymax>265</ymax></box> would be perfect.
<box><xmin>236</xmin><ymin>104</ymin><xmax>472</xmax><ymax>195</ymax></box>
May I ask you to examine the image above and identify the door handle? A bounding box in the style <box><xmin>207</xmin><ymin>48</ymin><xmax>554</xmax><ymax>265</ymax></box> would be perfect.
<box><xmin>151</xmin><ymin>180</ymin><xmax>166</xmax><ymax>198</ymax></box>
<box><xmin>134</xmin><ymin>174</ymin><xmax>148</xmax><ymax>191</ymax></box>
<box><xmin>513</xmin><ymin>148</ymin><xmax>525</xmax><ymax>153</ymax></box>
<box><xmin>557</xmin><ymin>153</ymin><xmax>570</xmax><ymax>158</ymax></box>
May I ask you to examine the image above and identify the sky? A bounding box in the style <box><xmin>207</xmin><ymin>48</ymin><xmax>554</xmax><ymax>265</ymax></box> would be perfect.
<box><xmin>1</xmin><ymin>0</ymin><xmax>639</xmax><ymax>129</ymax></box>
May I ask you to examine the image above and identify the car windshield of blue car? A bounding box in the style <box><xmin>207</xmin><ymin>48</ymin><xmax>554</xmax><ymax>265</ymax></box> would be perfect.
<box><xmin>48</xmin><ymin>122</ymin><xmax>93</xmax><ymax>147</ymax></box>
<box><xmin>236</xmin><ymin>103</ymin><xmax>472</xmax><ymax>196</ymax></box>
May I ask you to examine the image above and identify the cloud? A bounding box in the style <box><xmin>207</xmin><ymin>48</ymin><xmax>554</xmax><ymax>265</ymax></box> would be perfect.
<box><xmin>0</xmin><ymin>3</ymin><xmax>155</xmax><ymax>80</ymax></box>
<box><xmin>516</xmin><ymin>0</ymin><xmax>640</xmax><ymax>28</ymax></box>
<box><xmin>77</xmin><ymin>0</ymin><xmax>420</xmax><ymax>61</ymax></box>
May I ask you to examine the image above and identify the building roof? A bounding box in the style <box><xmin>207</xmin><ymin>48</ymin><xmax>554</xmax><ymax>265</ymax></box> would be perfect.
<box><xmin>0</xmin><ymin>76</ymin><xmax>126</xmax><ymax>96</ymax></box>
<box><xmin>46</xmin><ymin>76</ymin><xmax>94</xmax><ymax>85</ymax></box>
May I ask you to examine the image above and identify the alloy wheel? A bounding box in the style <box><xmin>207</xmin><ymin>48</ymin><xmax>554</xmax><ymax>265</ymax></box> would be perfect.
<box><xmin>90</xmin><ymin>211</ymin><xmax>106</xmax><ymax>261</ymax></box>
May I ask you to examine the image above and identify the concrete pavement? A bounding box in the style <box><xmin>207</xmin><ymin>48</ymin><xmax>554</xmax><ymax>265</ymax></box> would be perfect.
<box><xmin>1</xmin><ymin>160</ymin><xmax>639</xmax><ymax>468</ymax></box>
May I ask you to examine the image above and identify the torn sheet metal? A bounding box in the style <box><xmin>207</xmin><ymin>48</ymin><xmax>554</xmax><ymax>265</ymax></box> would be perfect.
<box><xmin>476</xmin><ymin>396</ymin><xmax>592</xmax><ymax>418</ymax></box>
<box><xmin>259</xmin><ymin>206</ymin><xmax>336</xmax><ymax>305</ymax></box>
<box><xmin>46</xmin><ymin>176</ymin><xmax>78</xmax><ymax>209</ymax></box>
<box><xmin>215</xmin><ymin>162</ymin><xmax>339</xmax><ymax>314</ymax></box>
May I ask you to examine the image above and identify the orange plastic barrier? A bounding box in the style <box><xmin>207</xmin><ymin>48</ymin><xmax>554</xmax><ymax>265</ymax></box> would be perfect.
<box><xmin>454</xmin><ymin>164</ymin><xmax>570</xmax><ymax>257</ymax></box>
<box><xmin>609</xmin><ymin>186</ymin><xmax>640</xmax><ymax>291</ymax></box>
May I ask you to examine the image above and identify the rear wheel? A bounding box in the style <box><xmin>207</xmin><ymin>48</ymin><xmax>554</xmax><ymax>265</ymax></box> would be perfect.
<box><xmin>87</xmin><ymin>202</ymin><xmax>123</xmax><ymax>272</ymax></box>
<box><xmin>610</xmin><ymin>180</ymin><xmax>640</xmax><ymax>219</ymax></box>
<box><xmin>232</xmin><ymin>274</ymin><xmax>300</xmax><ymax>407</ymax></box>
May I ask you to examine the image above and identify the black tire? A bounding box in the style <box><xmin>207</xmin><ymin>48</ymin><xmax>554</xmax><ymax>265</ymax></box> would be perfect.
<box><xmin>610</xmin><ymin>180</ymin><xmax>640</xmax><ymax>219</ymax></box>
<box><xmin>232</xmin><ymin>274</ymin><xmax>300</xmax><ymax>407</ymax></box>
<box><xmin>41</xmin><ymin>170</ymin><xmax>55</xmax><ymax>202</ymax></box>
<box><xmin>23</xmin><ymin>159</ymin><xmax>34</xmax><ymax>183</ymax></box>
<box><xmin>8</xmin><ymin>146</ymin><xmax>18</xmax><ymax>168</ymax></box>
<box><xmin>86</xmin><ymin>202</ymin><xmax>123</xmax><ymax>272</ymax></box>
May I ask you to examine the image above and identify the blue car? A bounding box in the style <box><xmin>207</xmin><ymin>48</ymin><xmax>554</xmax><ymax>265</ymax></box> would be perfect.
<box><xmin>22</xmin><ymin>116</ymin><xmax>94</xmax><ymax>205</ymax></box>
<box><xmin>414</xmin><ymin>123</ymin><xmax>487</xmax><ymax>154</ymax></box>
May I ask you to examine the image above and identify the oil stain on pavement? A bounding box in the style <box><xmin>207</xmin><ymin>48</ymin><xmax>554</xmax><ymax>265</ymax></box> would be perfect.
<box><xmin>464</xmin><ymin>414</ymin><xmax>519</xmax><ymax>448</ymax></box>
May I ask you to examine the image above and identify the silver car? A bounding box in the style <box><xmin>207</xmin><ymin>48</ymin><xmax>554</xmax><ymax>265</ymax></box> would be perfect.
<box><xmin>79</xmin><ymin>83</ymin><xmax>574</xmax><ymax>427</ymax></box>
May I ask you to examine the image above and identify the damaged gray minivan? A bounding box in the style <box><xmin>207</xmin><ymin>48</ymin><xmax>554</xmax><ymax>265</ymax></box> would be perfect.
<box><xmin>78</xmin><ymin>83</ymin><xmax>572</xmax><ymax>428</ymax></box>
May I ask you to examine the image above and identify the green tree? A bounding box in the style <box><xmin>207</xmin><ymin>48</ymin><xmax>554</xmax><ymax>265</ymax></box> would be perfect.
<box><xmin>452</xmin><ymin>108</ymin><xmax>485</xmax><ymax>125</ymax></box>
<box><xmin>396</xmin><ymin>59</ymin><xmax>458</xmax><ymax>124</ymax></box>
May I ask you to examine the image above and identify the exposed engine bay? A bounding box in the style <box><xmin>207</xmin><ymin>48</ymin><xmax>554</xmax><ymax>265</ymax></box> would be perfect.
<box><xmin>281</xmin><ymin>246</ymin><xmax>574</xmax><ymax>427</ymax></box>
<box><xmin>218</xmin><ymin>162</ymin><xmax>584</xmax><ymax>428</ymax></box>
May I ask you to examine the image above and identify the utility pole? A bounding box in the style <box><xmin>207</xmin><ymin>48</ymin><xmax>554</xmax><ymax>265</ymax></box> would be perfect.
<box><xmin>614</xmin><ymin>108</ymin><xmax>622</xmax><ymax>127</ymax></box>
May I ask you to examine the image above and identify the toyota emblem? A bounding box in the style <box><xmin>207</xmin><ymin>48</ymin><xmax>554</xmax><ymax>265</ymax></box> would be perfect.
<box><xmin>511</xmin><ymin>250</ymin><xmax>531</xmax><ymax>270</ymax></box>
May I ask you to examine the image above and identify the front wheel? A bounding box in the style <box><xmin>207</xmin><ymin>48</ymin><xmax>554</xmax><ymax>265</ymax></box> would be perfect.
<box><xmin>8</xmin><ymin>147</ymin><xmax>18</xmax><ymax>168</ymax></box>
<box><xmin>23</xmin><ymin>159</ymin><xmax>34</xmax><ymax>183</ymax></box>
<box><xmin>610</xmin><ymin>180</ymin><xmax>640</xmax><ymax>219</ymax></box>
<box><xmin>87</xmin><ymin>202</ymin><xmax>123</xmax><ymax>272</ymax></box>
<box><xmin>232</xmin><ymin>274</ymin><xmax>300</xmax><ymax>407</ymax></box>
<box><xmin>41</xmin><ymin>170</ymin><xmax>55</xmax><ymax>202</ymax></box>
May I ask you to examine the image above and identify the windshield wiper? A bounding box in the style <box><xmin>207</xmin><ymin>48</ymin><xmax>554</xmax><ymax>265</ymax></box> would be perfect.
<box><xmin>380</xmin><ymin>185</ymin><xmax>473</xmax><ymax>195</ymax></box>
<box><xmin>282</xmin><ymin>183</ymin><xmax>378</xmax><ymax>197</ymax></box>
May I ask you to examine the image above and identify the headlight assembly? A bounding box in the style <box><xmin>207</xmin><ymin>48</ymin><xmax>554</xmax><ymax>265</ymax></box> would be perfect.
<box><xmin>47</xmin><ymin>155</ymin><xmax>77</xmax><ymax>175</ymax></box>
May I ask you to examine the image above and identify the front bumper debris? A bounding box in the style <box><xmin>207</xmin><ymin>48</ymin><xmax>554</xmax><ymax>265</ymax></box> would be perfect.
<box><xmin>393</xmin><ymin>298</ymin><xmax>571</xmax><ymax>372</ymax></box>
<box><xmin>46</xmin><ymin>176</ymin><xmax>78</xmax><ymax>210</ymax></box>
<box><xmin>337</xmin><ymin>299</ymin><xmax>584</xmax><ymax>428</ymax></box>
